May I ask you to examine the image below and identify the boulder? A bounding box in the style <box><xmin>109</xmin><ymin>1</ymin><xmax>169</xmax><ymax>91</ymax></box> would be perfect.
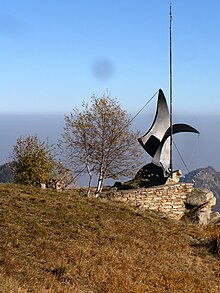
<box><xmin>210</xmin><ymin>212</ymin><xmax>220</xmax><ymax>225</ymax></box>
<box><xmin>185</xmin><ymin>188</ymin><xmax>214</xmax><ymax>208</ymax></box>
<box><xmin>184</xmin><ymin>188</ymin><xmax>216</xmax><ymax>225</ymax></box>
<box><xmin>193</xmin><ymin>206</ymin><xmax>212</xmax><ymax>226</ymax></box>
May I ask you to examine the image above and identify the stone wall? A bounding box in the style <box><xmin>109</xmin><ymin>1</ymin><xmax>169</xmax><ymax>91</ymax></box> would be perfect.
<box><xmin>101</xmin><ymin>183</ymin><xmax>194</xmax><ymax>219</ymax></box>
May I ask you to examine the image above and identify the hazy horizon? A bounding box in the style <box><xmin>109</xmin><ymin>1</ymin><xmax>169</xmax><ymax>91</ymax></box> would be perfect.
<box><xmin>0</xmin><ymin>112</ymin><xmax>219</xmax><ymax>186</ymax></box>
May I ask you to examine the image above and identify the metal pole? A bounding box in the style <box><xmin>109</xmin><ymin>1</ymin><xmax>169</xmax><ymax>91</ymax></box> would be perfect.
<box><xmin>169</xmin><ymin>0</ymin><xmax>173</xmax><ymax>176</ymax></box>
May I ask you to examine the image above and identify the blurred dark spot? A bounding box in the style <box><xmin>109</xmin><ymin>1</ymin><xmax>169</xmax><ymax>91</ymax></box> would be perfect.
<box><xmin>92</xmin><ymin>58</ymin><xmax>115</xmax><ymax>81</ymax></box>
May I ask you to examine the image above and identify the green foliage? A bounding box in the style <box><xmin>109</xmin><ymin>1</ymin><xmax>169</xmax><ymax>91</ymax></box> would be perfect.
<box><xmin>12</xmin><ymin>135</ymin><xmax>55</xmax><ymax>186</ymax></box>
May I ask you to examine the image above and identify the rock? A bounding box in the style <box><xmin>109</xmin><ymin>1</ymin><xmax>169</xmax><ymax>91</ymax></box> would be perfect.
<box><xmin>185</xmin><ymin>188</ymin><xmax>214</xmax><ymax>208</ymax></box>
<box><xmin>210</xmin><ymin>212</ymin><xmax>220</xmax><ymax>225</ymax></box>
<box><xmin>194</xmin><ymin>206</ymin><xmax>211</xmax><ymax>225</ymax></box>
<box><xmin>182</xmin><ymin>166</ymin><xmax>220</xmax><ymax>211</ymax></box>
<box><xmin>55</xmin><ymin>180</ymin><xmax>65</xmax><ymax>191</ymax></box>
<box><xmin>46</xmin><ymin>179</ymin><xmax>65</xmax><ymax>191</ymax></box>
<box><xmin>40</xmin><ymin>183</ymin><xmax>46</xmax><ymax>189</ymax></box>
<box><xmin>166</xmin><ymin>170</ymin><xmax>182</xmax><ymax>184</ymax></box>
<box><xmin>184</xmin><ymin>188</ymin><xmax>216</xmax><ymax>225</ymax></box>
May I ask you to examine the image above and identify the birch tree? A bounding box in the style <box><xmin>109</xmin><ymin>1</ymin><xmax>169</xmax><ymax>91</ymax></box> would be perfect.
<box><xmin>59</xmin><ymin>92</ymin><xmax>142</xmax><ymax>196</ymax></box>
<box><xmin>58</xmin><ymin>104</ymin><xmax>94</xmax><ymax>195</ymax></box>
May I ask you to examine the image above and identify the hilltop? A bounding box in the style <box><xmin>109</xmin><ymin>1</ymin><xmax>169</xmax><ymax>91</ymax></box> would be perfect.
<box><xmin>2</xmin><ymin>161</ymin><xmax>220</xmax><ymax>211</ymax></box>
<box><xmin>0</xmin><ymin>183</ymin><xmax>220</xmax><ymax>292</ymax></box>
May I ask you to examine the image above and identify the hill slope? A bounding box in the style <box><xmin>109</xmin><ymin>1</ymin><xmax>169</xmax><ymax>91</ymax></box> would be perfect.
<box><xmin>0</xmin><ymin>184</ymin><xmax>220</xmax><ymax>293</ymax></box>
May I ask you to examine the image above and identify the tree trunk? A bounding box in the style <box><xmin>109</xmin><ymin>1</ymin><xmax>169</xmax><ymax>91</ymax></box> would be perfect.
<box><xmin>95</xmin><ymin>172</ymin><xmax>104</xmax><ymax>197</ymax></box>
<box><xmin>86</xmin><ymin>163</ymin><xmax>93</xmax><ymax>197</ymax></box>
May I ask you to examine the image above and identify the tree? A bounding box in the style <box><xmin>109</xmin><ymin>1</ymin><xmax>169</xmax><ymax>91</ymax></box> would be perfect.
<box><xmin>50</xmin><ymin>161</ymin><xmax>77</xmax><ymax>189</ymax></box>
<box><xmin>12</xmin><ymin>135</ymin><xmax>55</xmax><ymax>186</ymax></box>
<box><xmin>59</xmin><ymin>92</ymin><xmax>142</xmax><ymax>196</ymax></box>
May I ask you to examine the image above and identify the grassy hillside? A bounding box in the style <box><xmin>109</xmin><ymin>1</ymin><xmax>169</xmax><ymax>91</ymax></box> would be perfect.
<box><xmin>0</xmin><ymin>184</ymin><xmax>219</xmax><ymax>293</ymax></box>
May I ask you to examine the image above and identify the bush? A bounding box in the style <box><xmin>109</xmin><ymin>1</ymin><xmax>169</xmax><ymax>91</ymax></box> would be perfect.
<box><xmin>12</xmin><ymin>135</ymin><xmax>55</xmax><ymax>186</ymax></box>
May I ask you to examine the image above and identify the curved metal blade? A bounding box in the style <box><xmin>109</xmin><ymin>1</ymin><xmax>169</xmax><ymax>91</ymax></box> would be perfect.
<box><xmin>152</xmin><ymin>123</ymin><xmax>200</xmax><ymax>172</ymax></box>
<box><xmin>138</xmin><ymin>89</ymin><xmax>170</xmax><ymax>157</ymax></box>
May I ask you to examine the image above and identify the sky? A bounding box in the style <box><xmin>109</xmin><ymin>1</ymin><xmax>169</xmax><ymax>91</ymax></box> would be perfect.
<box><xmin>1</xmin><ymin>0</ymin><xmax>220</xmax><ymax>114</ymax></box>
<box><xmin>1</xmin><ymin>0</ymin><xmax>220</xmax><ymax>179</ymax></box>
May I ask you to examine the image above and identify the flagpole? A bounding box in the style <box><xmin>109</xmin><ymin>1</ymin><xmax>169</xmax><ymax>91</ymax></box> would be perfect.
<box><xmin>169</xmin><ymin>0</ymin><xmax>173</xmax><ymax>176</ymax></box>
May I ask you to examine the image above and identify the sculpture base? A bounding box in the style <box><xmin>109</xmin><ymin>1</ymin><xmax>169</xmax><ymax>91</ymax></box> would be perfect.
<box><xmin>114</xmin><ymin>163</ymin><xmax>168</xmax><ymax>190</ymax></box>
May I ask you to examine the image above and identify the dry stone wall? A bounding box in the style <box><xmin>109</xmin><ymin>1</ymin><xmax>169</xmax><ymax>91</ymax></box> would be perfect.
<box><xmin>101</xmin><ymin>183</ymin><xmax>194</xmax><ymax>219</ymax></box>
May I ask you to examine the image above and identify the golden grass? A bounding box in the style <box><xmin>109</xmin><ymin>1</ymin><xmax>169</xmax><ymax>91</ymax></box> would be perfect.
<box><xmin>0</xmin><ymin>183</ymin><xmax>219</xmax><ymax>292</ymax></box>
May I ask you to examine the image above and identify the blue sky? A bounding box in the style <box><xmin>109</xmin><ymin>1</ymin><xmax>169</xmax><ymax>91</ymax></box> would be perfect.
<box><xmin>1</xmin><ymin>0</ymin><xmax>220</xmax><ymax>114</ymax></box>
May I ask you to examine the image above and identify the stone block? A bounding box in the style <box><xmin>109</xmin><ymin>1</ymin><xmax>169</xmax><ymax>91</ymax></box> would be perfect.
<box><xmin>149</xmin><ymin>206</ymin><xmax>159</xmax><ymax>211</ymax></box>
<box><xmin>172</xmin><ymin>205</ymin><xmax>184</xmax><ymax>209</ymax></box>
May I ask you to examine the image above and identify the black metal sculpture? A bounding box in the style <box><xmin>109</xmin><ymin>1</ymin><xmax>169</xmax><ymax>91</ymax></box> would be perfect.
<box><xmin>114</xmin><ymin>89</ymin><xmax>199</xmax><ymax>190</ymax></box>
<box><xmin>138</xmin><ymin>89</ymin><xmax>199</xmax><ymax>178</ymax></box>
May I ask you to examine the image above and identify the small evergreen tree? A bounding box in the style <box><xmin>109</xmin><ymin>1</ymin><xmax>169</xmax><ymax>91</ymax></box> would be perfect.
<box><xmin>12</xmin><ymin>135</ymin><xmax>55</xmax><ymax>186</ymax></box>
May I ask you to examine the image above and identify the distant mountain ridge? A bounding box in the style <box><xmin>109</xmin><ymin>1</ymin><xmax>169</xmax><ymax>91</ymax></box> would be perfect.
<box><xmin>183</xmin><ymin>166</ymin><xmax>220</xmax><ymax>211</ymax></box>
<box><xmin>0</xmin><ymin>163</ymin><xmax>14</xmax><ymax>183</ymax></box>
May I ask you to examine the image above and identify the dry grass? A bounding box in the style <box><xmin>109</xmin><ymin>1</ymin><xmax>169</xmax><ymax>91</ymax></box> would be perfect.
<box><xmin>0</xmin><ymin>183</ymin><xmax>219</xmax><ymax>293</ymax></box>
